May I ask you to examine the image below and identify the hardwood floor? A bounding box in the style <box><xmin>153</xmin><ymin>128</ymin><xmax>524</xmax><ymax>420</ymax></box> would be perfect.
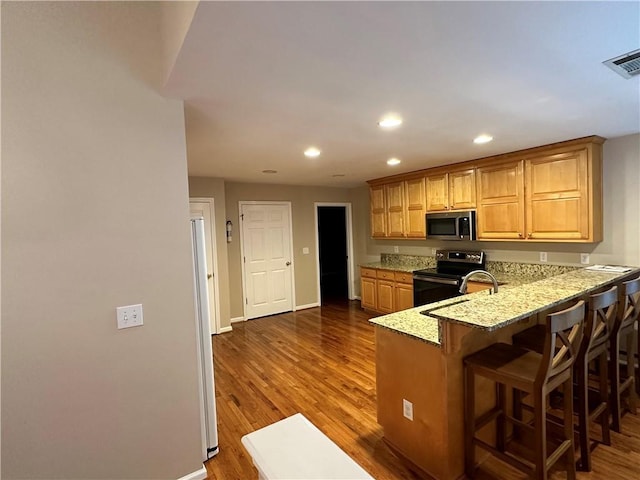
<box><xmin>204</xmin><ymin>300</ymin><xmax>640</xmax><ymax>480</ymax></box>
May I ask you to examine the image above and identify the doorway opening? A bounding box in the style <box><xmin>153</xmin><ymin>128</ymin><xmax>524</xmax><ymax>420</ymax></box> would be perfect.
<box><xmin>315</xmin><ymin>204</ymin><xmax>354</xmax><ymax>304</ymax></box>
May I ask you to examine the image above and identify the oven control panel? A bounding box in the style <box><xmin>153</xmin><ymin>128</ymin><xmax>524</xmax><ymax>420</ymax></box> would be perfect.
<box><xmin>436</xmin><ymin>250</ymin><xmax>485</xmax><ymax>265</ymax></box>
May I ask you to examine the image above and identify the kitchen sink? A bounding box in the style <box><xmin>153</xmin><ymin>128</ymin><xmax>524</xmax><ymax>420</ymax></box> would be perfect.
<box><xmin>420</xmin><ymin>298</ymin><xmax>470</xmax><ymax>316</ymax></box>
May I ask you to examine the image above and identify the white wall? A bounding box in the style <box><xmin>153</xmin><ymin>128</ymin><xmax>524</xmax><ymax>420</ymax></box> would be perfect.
<box><xmin>2</xmin><ymin>3</ymin><xmax>202</xmax><ymax>478</ymax></box>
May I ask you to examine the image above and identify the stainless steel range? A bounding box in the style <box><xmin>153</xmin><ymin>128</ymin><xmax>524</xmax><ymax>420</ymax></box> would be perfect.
<box><xmin>413</xmin><ymin>250</ymin><xmax>486</xmax><ymax>307</ymax></box>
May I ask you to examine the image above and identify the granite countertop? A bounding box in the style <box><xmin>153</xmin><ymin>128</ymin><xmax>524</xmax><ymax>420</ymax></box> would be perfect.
<box><xmin>370</xmin><ymin>267</ymin><xmax>640</xmax><ymax>347</ymax></box>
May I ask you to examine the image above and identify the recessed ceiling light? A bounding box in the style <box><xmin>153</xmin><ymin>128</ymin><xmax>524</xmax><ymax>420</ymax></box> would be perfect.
<box><xmin>304</xmin><ymin>147</ymin><xmax>321</xmax><ymax>158</ymax></box>
<box><xmin>378</xmin><ymin>114</ymin><xmax>403</xmax><ymax>129</ymax></box>
<box><xmin>387</xmin><ymin>158</ymin><xmax>401</xmax><ymax>166</ymax></box>
<box><xmin>473</xmin><ymin>134</ymin><xmax>493</xmax><ymax>144</ymax></box>
<box><xmin>262</xmin><ymin>169</ymin><xmax>278</xmax><ymax>174</ymax></box>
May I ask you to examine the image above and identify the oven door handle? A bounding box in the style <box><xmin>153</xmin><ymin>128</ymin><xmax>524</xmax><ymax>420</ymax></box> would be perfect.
<box><xmin>412</xmin><ymin>275</ymin><xmax>459</xmax><ymax>286</ymax></box>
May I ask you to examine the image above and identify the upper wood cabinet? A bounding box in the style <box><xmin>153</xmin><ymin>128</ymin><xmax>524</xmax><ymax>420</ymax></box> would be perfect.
<box><xmin>425</xmin><ymin>169</ymin><xmax>476</xmax><ymax>212</ymax></box>
<box><xmin>385</xmin><ymin>182</ymin><xmax>405</xmax><ymax>238</ymax></box>
<box><xmin>525</xmin><ymin>148</ymin><xmax>597</xmax><ymax>241</ymax></box>
<box><xmin>477</xmin><ymin>160</ymin><xmax>525</xmax><ymax>240</ymax></box>
<box><xmin>477</xmin><ymin>141</ymin><xmax>603</xmax><ymax>242</ymax></box>
<box><xmin>370</xmin><ymin>185</ymin><xmax>386</xmax><ymax>237</ymax></box>
<box><xmin>370</xmin><ymin>177</ymin><xmax>426</xmax><ymax>239</ymax></box>
<box><xmin>404</xmin><ymin>177</ymin><xmax>426</xmax><ymax>238</ymax></box>
<box><xmin>369</xmin><ymin>136</ymin><xmax>603</xmax><ymax>243</ymax></box>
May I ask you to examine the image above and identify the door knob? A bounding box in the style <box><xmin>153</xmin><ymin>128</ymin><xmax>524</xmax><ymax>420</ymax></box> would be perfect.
<box><xmin>286</xmin><ymin>261</ymin><xmax>291</xmax><ymax>266</ymax></box>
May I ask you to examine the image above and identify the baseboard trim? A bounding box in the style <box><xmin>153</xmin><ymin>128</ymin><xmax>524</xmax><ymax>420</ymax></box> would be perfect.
<box><xmin>219</xmin><ymin>325</ymin><xmax>233</xmax><ymax>333</ymax></box>
<box><xmin>354</xmin><ymin>295</ymin><xmax>361</xmax><ymax>301</ymax></box>
<box><xmin>177</xmin><ymin>465</ymin><xmax>207</xmax><ymax>480</ymax></box>
<box><xmin>295</xmin><ymin>302</ymin><xmax>320</xmax><ymax>311</ymax></box>
<box><xmin>230</xmin><ymin>316</ymin><xmax>245</xmax><ymax>323</ymax></box>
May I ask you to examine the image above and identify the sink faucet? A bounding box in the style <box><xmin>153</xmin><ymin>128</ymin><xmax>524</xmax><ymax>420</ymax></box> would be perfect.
<box><xmin>459</xmin><ymin>270</ymin><xmax>499</xmax><ymax>295</ymax></box>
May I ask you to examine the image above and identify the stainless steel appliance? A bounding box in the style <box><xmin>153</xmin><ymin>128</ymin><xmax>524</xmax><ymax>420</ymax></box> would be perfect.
<box><xmin>425</xmin><ymin>210</ymin><xmax>476</xmax><ymax>241</ymax></box>
<box><xmin>413</xmin><ymin>249</ymin><xmax>486</xmax><ymax>306</ymax></box>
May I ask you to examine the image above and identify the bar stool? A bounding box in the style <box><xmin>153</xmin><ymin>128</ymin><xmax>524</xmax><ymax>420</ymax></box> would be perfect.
<box><xmin>511</xmin><ymin>286</ymin><xmax>618</xmax><ymax>471</ymax></box>
<box><xmin>464</xmin><ymin>300</ymin><xmax>584</xmax><ymax>480</ymax></box>
<box><xmin>610</xmin><ymin>276</ymin><xmax>640</xmax><ymax>432</ymax></box>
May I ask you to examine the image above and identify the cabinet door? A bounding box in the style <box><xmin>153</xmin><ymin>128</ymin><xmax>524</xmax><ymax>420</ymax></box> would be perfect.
<box><xmin>376</xmin><ymin>280</ymin><xmax>395</xmax><ymax>313</ymax></box>
<box><xmin>425</xmin><ymin>174</ymin><xmax>449</xmax><ymax>212</ymax></box>
<box><xmin>395</xmin><ymin>283</ymin><xmax>414</xmax><ymax>311</ymax></box>
<box><xmin>385</xmin><ymin>182</ymin><xmax>405</xmax><ymax>237</ymax></box>
<box><xmin>404</xmin><ymin>177</ymin><xmax>426</xmax><ymax>238</ymax></box>
<box><xmin>525</xmin><ymin>150</ymin><xmax>588</xmax><ymax>240</ymax></box>
<box><xmin>477</xmin><ymin>161</ymin><xmax>525</xmax><ymax>240</ymax></box>
<box><xmin>361</xmin><ymin>277</ymin><xmax>377</xmax><ymax>310</ymax></box>
<box><xmin>465</xmin><ymin>281</ymin><xmax>493</xmax><ymax>294</ymax></box>
<box><xmin>449</xmin><ymin>169</ymin><xmax>477</xmax><ymax>209</ymax></box>
<box><xmin>370</xmin><ymin>185</ymin><xmax>386</xmax><ymax>238</ymax></box>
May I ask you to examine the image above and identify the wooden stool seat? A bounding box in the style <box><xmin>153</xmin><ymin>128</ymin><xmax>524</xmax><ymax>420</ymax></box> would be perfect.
<box><xmin>512</xmin><ymin>286</ymin><xmax>618</xmax><ymax>471</ymax></box>
<box><xmin>464</xmin><ymin>300</ymin><xmax>585</xmax><ymax>480</ymax></box>
<box><xmin>610</xmin><ymin>276</ymin><xmax>640</xmax><ymax>432</ymax></box>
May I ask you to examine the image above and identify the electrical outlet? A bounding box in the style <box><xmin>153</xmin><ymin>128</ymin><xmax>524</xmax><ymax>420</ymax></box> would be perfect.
<box><xmin>539</xmin><ymin>252</ymin><xmax>548</xmax><ymax>263</ymax></box>
<box><xmin>581</xmin><ymin>253</ymin><xmax>590</xmax><ymax>265</ymax></box>
<box><xmin>403</xmin><ymin>399</ymin><xmax>413</xmax><ymax>421</ymax></box>
<box><xmin>393</xmin><ymin>246</ymin><xmax>399</xmax><ymax>253</ymax></box>
<box><xmin>302</xmin><ymin>247</ymin><xmax>309</xmax><ymax>255</ymax></box>
<box><xmin>431</xmin><ymin>248</ymin><xmax>437</xmax><ymax>255</ymax></box>
<box><xmin>116</xmin><ymin>304</ymin><xmax>143</xmax><ymax>329</ymax></box>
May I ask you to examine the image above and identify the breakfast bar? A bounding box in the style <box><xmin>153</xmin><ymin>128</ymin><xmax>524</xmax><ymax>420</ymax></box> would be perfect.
<box><xmin>370</xmin><ymin>266</ymin><xmax>640</xmax><ymax>480</ymax></box>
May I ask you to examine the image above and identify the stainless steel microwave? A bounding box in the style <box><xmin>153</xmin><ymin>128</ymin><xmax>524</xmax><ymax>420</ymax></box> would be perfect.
<box><xmin>425</xmin><ymin>210</ymin><xmax>476</xmax><ymax>241</ymax></box>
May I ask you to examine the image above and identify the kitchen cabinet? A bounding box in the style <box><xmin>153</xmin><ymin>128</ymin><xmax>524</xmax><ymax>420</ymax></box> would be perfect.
<box><xmin>476</xmin><ymin>160</ymin><xmax>525</xmax><ymax>240</ymax></box>
<box><xmin>404</xmin><ymin>177</ymin><xmax>426</xmax><ymax>238</ymax></box>
<box><xmin>465</xmin><ymin>280</ymin><xmax>494</xmax><ymax>294</ymax></box>
<box><xmin>425</xmin><ymin>168</ymin><xmax>476</xmax><ymax>212</ymax></box>
<box><xmin>368</xmin><ymin>136</ymin><xmax>603</xmax><ymax>243</ymax></box>
<box><xmin>394</xmin><ymin>271</ymin><xmax>414</xmax><ymax>311</ymax></box>
<box><xmin>525</xmin><ymin>148</ymin><xmax>596</xmax><ymax>241</ymax></box>
<box><xmin>385</xmin><ymin>182</ymin><xmax>405</xmax><ymax>238</ymax></box>
<box><xmin>370</xmin><ymin>177</ymin><xmax>426</xmax><ymax>239</ymax></box>
<box><xmin>361</xmin><ymin>268</ymin><xmax>378</xmax><ymax>310</ymax></box>
<box><xmin>360</xmin><ymin>267</ymin><xmax>414</xmax><ymax>313</ymax></box>
<box><xmin>476</xmin><ymin>139</ymin><xmax>603</xmax><ymax>242</ymax></box>
<box><xmin>370</xmin><ymin>185</ymin><xmax>386</xmax><ymax>238</ymax></box>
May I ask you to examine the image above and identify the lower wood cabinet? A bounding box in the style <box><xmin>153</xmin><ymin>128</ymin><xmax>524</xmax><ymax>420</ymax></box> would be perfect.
<box><xmin>360</xmin><ymin>267</ymin><xmax>414</xmax><ymax>314</ymax></box>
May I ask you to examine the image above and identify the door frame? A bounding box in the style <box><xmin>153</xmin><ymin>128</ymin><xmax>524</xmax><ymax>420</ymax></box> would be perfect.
<box><xmin>314</xmin><ymin>202</ymin><xmax>355</xmax><ymax>302</ymax></box>
<box><xmin>239</xmin><ymin>201</ymin><xmax>296</xmax><ymax>319</ymax></box>
<box><xmin>189</xmin><ymin>198</ymin><xmax>222</xmax><ymax>334</ymax></box>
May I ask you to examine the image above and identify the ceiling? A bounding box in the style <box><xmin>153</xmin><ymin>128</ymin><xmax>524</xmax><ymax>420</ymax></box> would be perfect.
<box><xmin>164</xmin><ymin>1</ymin><xmax>640</xmax><ymax>187</ymax></box>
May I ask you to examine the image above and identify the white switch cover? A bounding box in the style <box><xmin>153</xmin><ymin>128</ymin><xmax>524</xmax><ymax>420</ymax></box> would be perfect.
<box><xmin>393</xmin><ymin>246</ymin><xmax>399</xmax><ymax>253</ymax></box>
<box><xmin>403</xmin><ymin>399</ymin><xmax>413</xmax><ymax>421</ymax></box>
<box><xmin>302</xmin><ymin>247</ymin><xmax>309</xmax><ymax>255</ymax></box>
<box><xmin>117</xmin><ymin>304</ymin><xmax>143</xmax><ymax>329</ymax></box>
<box><xmin>432</xmin><ymin>248</ymin><xmax>437</xmax><ymax>255</ymax></box>
<box><xmin>539</xmin><ymin>252</ymin><xmax>548</xmax><ymax>263</ymax></box>
<box><xmin>581</xmin><ymin>253</ymin><xmax>590</xmax><ymax>265</ymax></box>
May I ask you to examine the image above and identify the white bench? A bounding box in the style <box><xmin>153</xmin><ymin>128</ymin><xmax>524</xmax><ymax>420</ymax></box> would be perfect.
<box><xmin>241</xmin><ymin>413</ymin><xmax>374</xmax><ymax>480</ymax></box>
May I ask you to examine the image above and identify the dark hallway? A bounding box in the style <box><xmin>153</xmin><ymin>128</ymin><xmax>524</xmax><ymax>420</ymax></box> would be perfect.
<box><xmin>317</xmin><ymin>206</ymin><xmax>349</xmax><ymax>303</ymax></box>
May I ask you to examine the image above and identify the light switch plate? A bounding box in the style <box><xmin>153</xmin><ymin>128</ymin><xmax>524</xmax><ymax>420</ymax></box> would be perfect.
<box><xmin>539</xmin><ymin>252</ymin><xmax>548</xmax><ymax>263</ymax></box>
<box><xmin>581</xmin><ymin>253</ymin><xmax>590</xmax><ymax>265</ymax></box>
<box><xmin>403</xmin><ymin>399</ymin><xmax>413</xmax><ymax>421</ymax></box>
<box><xmin>432</xmin><ymin>248</ymin><xmax>437</xmax><ymax>255</ymax></box>
<box><xmin>302</xmin><ymin>247</ymin><xmax>309</xmax><ymax>255</ymax></box>
<box><xmin>393</xmin><ymin>246</ymin><xmax>399</xmax><ymax>253</ymax></box>
<box><xmin>117</xmin><ymin>304</ymin><xmax>143</xmax><ymax>329</ymax></box>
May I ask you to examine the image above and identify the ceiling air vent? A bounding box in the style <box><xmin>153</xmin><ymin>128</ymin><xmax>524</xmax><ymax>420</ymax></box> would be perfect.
<box><xmin>603</xmin><ymin>49</ymin><xmax>640</xmax><ymax>79</ymax></box>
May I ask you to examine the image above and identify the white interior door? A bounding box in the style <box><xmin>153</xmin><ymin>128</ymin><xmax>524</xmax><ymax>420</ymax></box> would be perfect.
<box><xmin>241</xmin><ymin>203</ymin><xmax>294</xmax><ymax>319</ymax></box>
<box><xmin>189</xmin><ymin>199</ymin><xmax>221</xmax><ymax>334</ymax></box>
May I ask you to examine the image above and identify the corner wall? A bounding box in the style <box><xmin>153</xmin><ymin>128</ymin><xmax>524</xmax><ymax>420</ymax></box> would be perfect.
<box><xmin>2</xmin><ymin>3</ymin><xmax>202</xmax><ymax>478</ymax></box>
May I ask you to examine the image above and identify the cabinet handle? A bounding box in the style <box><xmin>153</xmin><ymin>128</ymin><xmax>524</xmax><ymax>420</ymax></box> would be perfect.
<box><xmin>527</xmin><ymin>233</ymin><xmax>533</xmax><ymax>238</ymax></box>
<box><xmin>518</xmin><ymin>233</ymin><xmax>523</xmax><ymax>238</ymax></box>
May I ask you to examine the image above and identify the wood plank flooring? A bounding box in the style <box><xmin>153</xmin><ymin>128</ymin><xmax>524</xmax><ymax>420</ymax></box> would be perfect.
<box><xmin>204</xmin><ymin>300</ymin><xmax>640</xmax><ymax>480</ymax></box>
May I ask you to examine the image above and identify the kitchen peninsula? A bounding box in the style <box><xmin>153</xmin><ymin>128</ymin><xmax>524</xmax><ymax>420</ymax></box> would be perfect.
<box><xmin>370</xmin><ymin>266</ymin><xmax>640</xmax><ymax>480</ymax></box>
